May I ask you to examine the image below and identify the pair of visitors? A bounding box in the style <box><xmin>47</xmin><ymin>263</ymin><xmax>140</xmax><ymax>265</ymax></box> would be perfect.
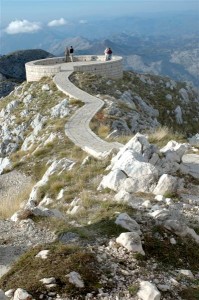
<box><xmin>65</xmin><ymin>46</ymin><xmax>74</xmax><ymax>62</ymax></box>
<box><xmin>104</xmin><ymin>47</ymin><xmax>112</xmax><ymax>61</ymax></box>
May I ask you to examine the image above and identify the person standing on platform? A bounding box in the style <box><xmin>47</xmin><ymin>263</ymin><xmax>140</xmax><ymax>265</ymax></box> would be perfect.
<box><xmin>65</xmin><ymin>47</ymin><xmax>70</xmax><ymax>62</ymax></box>
<box><xmin>69</xmin><ymin>46</ymin><xmax>74</xmax><ymax>62</ymax></box>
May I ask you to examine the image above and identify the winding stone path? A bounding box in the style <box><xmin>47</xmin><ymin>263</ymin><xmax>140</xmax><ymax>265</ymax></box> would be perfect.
<box><xmin>54</xmin><ymin>67</ymin><xmax>122</xmax><ymax>158</ymax></box>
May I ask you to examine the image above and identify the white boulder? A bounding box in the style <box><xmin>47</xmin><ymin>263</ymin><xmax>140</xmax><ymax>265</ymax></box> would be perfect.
<box><xmin>42</xmin><ymin>84</ymin><xmax>50</xmax><ymax>91</ymax></box>
<box><xmin>51</xmin><ymin>99</ymin><xmax>69</xmax><ymax>118</ymax></box>
<box><xmin>174</xmin><ymin>106</ymin><xmax>183</xmax><ymax>124</ymax></box>
<box><xmin>116</xmin><ymin>232</ymin><xmax>145</xmax><ymax>255</ymax></box>
<box><xmin>137</xmin><ymin>281</ymin><xmax>161</xmax><ymax>300</ymax></box>
<box><xmin>188</xmin><ymin>133</ymin><xmax>199</xmax><ymax>147</ymax></box>
<box><xmin>180</xmin><ymin>154</ymin><xmax>199</xmax><ymax>179</ymax></box>
<box><xmin>35</xmin><ymin>250</ymin><xmax>49</xmax><ymax>259</ymax></box>
<box><xmin>160</xmin><ymin>140</ymin><xmax>188</xmax><ymax>161</ymax></box>
<box><xmin>0</xmin><ymin>157</ymin><xmax>12</xmax><ymax>174</ymax></box>
<box><xmin>115</xmin><ymin>213</ymin><xmax>141</xmax><ymax>234</ymax></box>
<box><xmin>66</xmin><ymin>271</ymin><xmax>84</xmax><ymax>288</ymax></box>
<box><xmin>153</xmin><ymin>174</ymin><xmax>179</xmax><ymax>196</ymax></box>
<box><xmin>13</xmin><ymin>288</ymin><xmax>32</xmax><ymax>300</ymax></box>
<box><xmin>98</xmin><ymin>169</ymin><xmax>127</xmax><ymax>192</ymax></box>
<box><xmin>178</xmin><ymin>269</ymin><xmax>194</xmax><ymax>278</ymax></box>
<box><xmin>40</xmin><ymin>277</ymin><xmax>56</xmax><ymax>284</ymax></box>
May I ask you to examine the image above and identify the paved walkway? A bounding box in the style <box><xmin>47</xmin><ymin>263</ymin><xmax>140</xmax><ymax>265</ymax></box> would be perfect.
<box><xmin>54</xmin><ymin>66</ymin><xmax>122</xmax><ymax>158</ymax></box>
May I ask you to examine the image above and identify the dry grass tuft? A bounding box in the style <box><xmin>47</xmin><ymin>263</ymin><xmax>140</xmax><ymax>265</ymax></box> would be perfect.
<box><xmin>148</xmin><ymin>126</ymin><xmax>170</xmax><ymax>141</ymax></box>
<box><xmin>98</xmin><ymin>124</ymin><xmax>110</xmax><ymax>138</ymax></box>
<box><xmin>147</xmin><ymin>126</ymin><xmax>185</xmax><ymax>147</ymax></box>
<box><xmin>0</xmin><ymin>182</ymin><xmax>34</xmax><ymax>219</ymax></box>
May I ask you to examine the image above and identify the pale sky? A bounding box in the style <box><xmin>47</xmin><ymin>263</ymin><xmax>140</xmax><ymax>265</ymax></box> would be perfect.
<box><xmin>1</xmin><ymin>0</ymin><xmax>199</xmax><ymax>27</ymax></box>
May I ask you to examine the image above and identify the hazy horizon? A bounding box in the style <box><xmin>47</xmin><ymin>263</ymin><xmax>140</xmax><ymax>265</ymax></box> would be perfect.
<box><xmin>1</xmin><ymin>0</ymin><xmax>199</xmax><ymax>55</ymax></box>
<box><xmin>1</xmin><ymin>0</ymin><xmax>199</xmax><ymax>28</ymax></box>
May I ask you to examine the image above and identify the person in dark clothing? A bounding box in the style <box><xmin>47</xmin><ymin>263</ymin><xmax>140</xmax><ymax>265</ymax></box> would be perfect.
<box><xmin>107</xmin><ymin>48</ymin><xmax>112</xmax><ymax>60</ymax></box>
<box><xmin>69</xmin><ymin>46</ymin><xmax>74</xmax><ymax>62</ymax></box>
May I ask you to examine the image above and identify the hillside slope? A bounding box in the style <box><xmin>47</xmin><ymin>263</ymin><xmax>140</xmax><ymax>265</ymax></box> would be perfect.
<box><xmin>0</xmin><ymin>49</ymin><xmax>54</xmax><ymax>98</ymax></box>
<box><xmin>0</xmin><ymin>73</ymin><xmax>198</xmax><ymax>300</ymax></box>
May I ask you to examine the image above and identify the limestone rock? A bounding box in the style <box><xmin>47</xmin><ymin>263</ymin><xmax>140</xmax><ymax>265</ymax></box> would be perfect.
<box><xmin>115</xmin><ymin>213</ymin><xmax>141</xmax><ymax>234</ymax></box>
<box><xmin>98</xmin><ymin>169</ymin><xmax>127</xmax><ymax>192</ymax></box>
<box><xmin>0</xmin><ymin>290</ymin><xmax>8</xmax><ymax>300</ymax></box>
<box><xmin>35</xmin><ymin>250</ymin><xmax>50</xmax><ymax>259</ymax></box>
<box><xmin>27</xmin><ymin>158</ymin><xmax>75</xmax><ymax>204</ymax></box>
<box><xmin>42</xmin><ymin>84</ymin><xmax>50</xmax><ymax>91</ymax></box>
<box><xmin>0</xmin><ymin>157</ymin><xmax>12</xmax><ymax>174</ymax></box>
<box><xmin>40</xmin><ymin>277</ymin><xmax>56</xmax><ymax>284</ymax></box>
<box><xmin>23</xmin><ymin>94</ymin><xmax>32</xmax><ymax>106</ymax></box>
<box><xmin>180</xmin><ymin>154</ymin><xmax>199</xmax><ymax>179</ymax></box>
<box><xmin>5</xmin><ymin>289</ymin><xmax>15</xmax><ymax>298</ymax></box>
<box><xmin>13</xmin><ymin>288</ymin><xmax>32</xmax><ymax>300</ymax></box>
<box><xmin>51</xmin><ymin>99</ymin><xmax>69</xmax><ymax>118</ymax></box>
<box><xmin>153</xmin><ymin>174</ymin><xmax>179</xmax><ymax>196</ymax></box>
<box><xmin>100</xmin><ymin>134</ymin><xmax>158</xmax><ymax>194</ymax></box>
<box><xmin>178</xmin><ymin>269</ymin><xmax>194</xmax><ymax>278</ymax></box>
<box><xmin>66</xmin><ymin>271</ymin><xmax>84</xmax><ymax>288</ymax></box>
<box><xmin>31</xmin><ymin>207</ymin><xmax>64</xmax><ymax>219</ymax></box>
<box><xmin>114</xmin><ymin>190</ymin><xmax>133</xmax><ymax>204</ymax></box>
<box><xmin>188</xmin><ymin>133</ymin><xmax>199</xmax><ymax>147</ymax></box>
<box><xmin>137</xmin><ymin>281</ymin><xmax>161</xmax><ymax>300</ymax></box>
<box><xmin>179</xmin><ymin>88</ymin><xmax>189</xmax><ymax>103</ymax></box>
<box><xmin>116</xmin><ymin>232</ymin><xmax>145</xmax><ymax>255</ymax></box>
<box><xmin>174</xmin><ymin>105</ymin><xmax>183</xmax><ymax>124</ymax></box>
<box><xmin>160</xmin><ymin>140</ymin><xmax>188</xmax><ymax>161</ymax></box>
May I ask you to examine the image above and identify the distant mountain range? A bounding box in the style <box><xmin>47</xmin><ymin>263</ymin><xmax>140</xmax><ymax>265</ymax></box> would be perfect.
<box><xmin>1</xmin><ymin>12</ymin><xmax>198</xmax><ymax>87</ymax></box>
<box><xmin>47</xmin><ymin>34</ymin><xmax>198</xmax><ymax>87</ymax></box>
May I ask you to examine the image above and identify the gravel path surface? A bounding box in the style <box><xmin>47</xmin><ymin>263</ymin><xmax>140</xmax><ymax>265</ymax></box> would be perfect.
<box><xmin>0</xmin><ymin>171</ymin><xmax>56</xmax><ymax>277</ymax></box>
<box><xmin>0</xmin><ymin>170</ymin><xmax>32</xmax><ymax>201</ymax></box>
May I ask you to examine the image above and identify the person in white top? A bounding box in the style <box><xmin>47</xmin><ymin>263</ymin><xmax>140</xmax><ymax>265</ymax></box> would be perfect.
<box><xmin>104</xmin><ymin>47</ymin><xmax>112</xmax><ymax>61</ymax></box>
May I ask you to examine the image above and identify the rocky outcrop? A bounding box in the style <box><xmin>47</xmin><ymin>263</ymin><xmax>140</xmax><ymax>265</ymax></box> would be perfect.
<box><xmin>0</xmin><ymin>49</ymin><xmax>54</xmax><ymax>97</ymax></box>
<box><xmin>0</xmin><ymin>72</ymin><xmax>198</xmax><ymax>300</ymax></box>
<box><xmin>98</xmin><ymin>133</ymin><xmax>189</xmax><ymax>196</ymax></box>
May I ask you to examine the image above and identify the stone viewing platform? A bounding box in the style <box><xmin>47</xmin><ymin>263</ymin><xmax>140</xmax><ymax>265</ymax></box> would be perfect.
<box><xmin>25</xmin><ymin>55</ymin><xmax>123</xmax><ymax>82</ymax></box>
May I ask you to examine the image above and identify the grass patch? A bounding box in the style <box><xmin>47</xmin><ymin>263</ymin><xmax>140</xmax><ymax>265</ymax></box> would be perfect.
<box><xmin>0</xmin><ymin>243</ymin><xmax>101</xmax><ymax>298</ymax></box>
<box><xmin>179</xmin><ymin>287</ymin><xmax>199</xmax><ymax>300</ymax></box>
<box><xmin>56</xmin><ymin>201</ymin><xmax>135</xmax><ymax>241</ymax></box>
<box><xmin>98</xmin><ymin>124</ymin><xmax>110</xmax><ymax>138</ymax></box>
<box><xmin>128</xmin><ymin>284</ymin><xmax>139</xmax><ymax>296</ymax></box>
<box><xmin>58</xmin><ymin>218</ymin><xmax>128</xmax><ymax>241</ymax></box>
<box><xmin>139</xmin><ymin>225</ymin><xmax>199</xmax><ymax>271</ymax></box>
<box><xmin>147</xmin><ymin>126</ymin><xmax>186</xmax><ymax>147</ymax></box>
<box><xmin>69</xmin><ymin>98</ymin><xmax>84</xmax><ymax>107</ymax></box>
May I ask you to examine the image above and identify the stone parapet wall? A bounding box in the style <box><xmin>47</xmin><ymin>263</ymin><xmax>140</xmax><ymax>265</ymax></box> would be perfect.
<box><xmin>26</xmin><ymin>62</ymin><xmax>61</xmax><ymax>82</ymax></box>
<box><xmin>25</xmin><ymin>56</ymin><xmax>123</xmax><ymax>82</ymax></box>
<box><xmin>73</xmin><ymin>57</ymin><xmax>123</xmax><ymax>79</ymax></box>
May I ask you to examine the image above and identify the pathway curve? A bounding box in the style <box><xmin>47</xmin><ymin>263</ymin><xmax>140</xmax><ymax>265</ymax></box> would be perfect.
<box><xmin>54</xmin><ymin>67</ymin><xmax>122</xmax><ymax>158</ymax></box>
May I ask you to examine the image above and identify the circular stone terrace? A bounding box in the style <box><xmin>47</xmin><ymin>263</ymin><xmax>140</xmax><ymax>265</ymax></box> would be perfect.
<box><xmin>25</xmin><ymin>55</ymin><xmax>123</xmax><ymax>82</ymax></box>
